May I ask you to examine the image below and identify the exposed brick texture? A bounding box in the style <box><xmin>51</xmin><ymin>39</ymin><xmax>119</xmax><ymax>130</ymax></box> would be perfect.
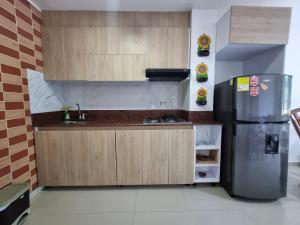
<box><xmin>0</xmin><ymin>0</ymin><xmax>43</xmax><ymax>191</ymax></box>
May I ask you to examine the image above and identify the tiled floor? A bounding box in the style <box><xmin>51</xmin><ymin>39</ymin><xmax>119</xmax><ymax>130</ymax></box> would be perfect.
<box><xmin>23</xmin><ymin>166</ymin><xmax>300</xmax><ymax>225</ymax></box>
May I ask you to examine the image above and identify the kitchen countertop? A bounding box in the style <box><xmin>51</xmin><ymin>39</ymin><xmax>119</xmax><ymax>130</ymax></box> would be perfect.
<box><xmin>32</xmin><ymin>110</ymin><xmax>222</xmax><ymax>130</ymax></box>
<box><xmin>35</xmin><ymin>121</ymin><xmax>195</xmax><ymax>130</ymax></box>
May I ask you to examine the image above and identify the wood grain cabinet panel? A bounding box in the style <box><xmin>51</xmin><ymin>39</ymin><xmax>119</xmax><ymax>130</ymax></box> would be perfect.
<box><xmin>42</xmin><ymin>12</ymin><xmax>190</xmax><ymax>81</ymax></box>
<box><xmin>116</xmin><ymin>130</ymin><xmax>143</xmax><ymax>185</ymax></box>
<box><xmin>35</xmin><ymin>128</ymin><xmax>195</xmax><ymax>186</ymax></box>
<box><xmin>35</xmin><ymin>130</ymin><xmax>117</xmax><ymax>186</ymax></box>
<box><xmin>88</xmin><ymin>131</ymin><xmax>117</xmax><ymax>185</ymax></box>
<box><xmin>167</xmin><ymin>28</ymin><xmax>190</xmax><ymax>68</ymax></box>
<box><xmin>168</xmin><ymin>130</ymin><xmax>194</xmax><ymax>184</ymax></box>
<box><xmin>230</xmin><ymin>6</ymin><xmax>291</xmax><ymax>45</ymax></box>
<box><xmin>84</xmin><ymin>27</ymin><xmax>121</xmax><ymax>55</ymax></box>
<box><xmin>146</xmin><ymin>28</ymin><xmax>190</xmax><ymax>68</ymax></box>
<box><xmin>145</xmin><ymin>28</ymin><xmax>169</xmax><ymax>68</ymax></box>
<box><xmin>142</xmin><ymin>130</ymin><xmax>169</xmax><ymax>184</ymax></box>
<box><xmin>42</xmin><ymin>27</ymin><xmax>67</xmax><ymax>80</ymax></box>
<box><xmin>217</xmin><ymin>6</ymin><xmax>292</xmax><ymax>52</ymax></box>
<box><xmin>63</xmin><ymin>131</ymin><xmax>90</xmax><ymax>185</ymax></box>
<box><xmin>35</xmin><ymin>131</ymin><xmax>68</xmax><ymax>186</ymax></box>
<box><xmin>62</xmin><ymin>28</ymin><xmax>87</xmax><ymax>80</ymax></box>
<box><xmin>86</xmin><ymin>54</ymin><xmax>145</xmax><ymax>81</ymax></box>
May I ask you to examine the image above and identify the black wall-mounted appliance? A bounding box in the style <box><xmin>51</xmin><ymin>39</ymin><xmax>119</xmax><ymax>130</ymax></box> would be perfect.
<box><xmin>145</xmin><ymin>69</ymin><xmax>190</xmax><ymax>81</ymax></box>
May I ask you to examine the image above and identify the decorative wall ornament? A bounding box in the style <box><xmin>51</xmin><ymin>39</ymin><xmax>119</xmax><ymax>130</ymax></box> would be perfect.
<box><xmin>196</xmin><ymin>63</ymin><xmax>208</xmax><ymax>82</ymax></box>
<box><xmin>197</xmin><ymin>34</ymin><xmax>211</xmax><ymax>57</ymax></box>
<box><xmin>196</xmin><ymin>87</ymin><xmax>207</xmax><ymax>106</ymax></box>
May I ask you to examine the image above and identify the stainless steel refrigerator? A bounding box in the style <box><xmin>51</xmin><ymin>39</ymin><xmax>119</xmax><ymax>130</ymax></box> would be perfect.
<box><xmin>214</xmin><ymin>74</ymin><xmax>292</xmax><ymax>200</ymax></box>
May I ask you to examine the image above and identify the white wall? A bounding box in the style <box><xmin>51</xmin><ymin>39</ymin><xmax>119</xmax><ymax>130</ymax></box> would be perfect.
<box><xmin>215</xmin><ymin>61</ymin><xmax>244</xmax><ymax>84</ymax></box>
<box><xmin>189</xmin><ymin>9</ymin><xmax>218</xmax><ymax>111</ymax></box>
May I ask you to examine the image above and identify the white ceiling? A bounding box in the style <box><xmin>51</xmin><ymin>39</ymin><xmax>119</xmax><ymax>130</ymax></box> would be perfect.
<box><xmin>30</xmin><ymin>0</ymin><xmax>289</xmax><ymax>11</ymax></box>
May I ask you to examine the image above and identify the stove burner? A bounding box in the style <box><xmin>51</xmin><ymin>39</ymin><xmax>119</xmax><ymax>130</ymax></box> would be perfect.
<box><xmin>143</xmin><ymin>115</ymin><xmax>187</xmax><ymax>124</ymax></box>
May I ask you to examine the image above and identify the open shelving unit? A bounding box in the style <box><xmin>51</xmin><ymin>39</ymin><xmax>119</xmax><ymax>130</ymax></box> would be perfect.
<box><xmin>194</xmin><ymin>125</ymin><xmax>222</xmax><ymax>183</ymax></box>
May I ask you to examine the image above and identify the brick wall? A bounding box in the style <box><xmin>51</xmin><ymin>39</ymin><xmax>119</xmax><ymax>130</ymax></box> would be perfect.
<box><xmin>0</xmin><ymin>0</ymin><xmax>43</xmax><ymax>191</ymax></box>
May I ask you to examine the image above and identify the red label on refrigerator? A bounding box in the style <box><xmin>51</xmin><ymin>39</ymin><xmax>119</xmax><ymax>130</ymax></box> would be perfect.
<box><xmin>250</xmin><ymin>86</ymin><xmax>259</xmax><ymax>96</ymax></box>
<box><xmin>250</xmin><ymin>75</ymin><xmax>259</xmax><ymax>86</ymax></box>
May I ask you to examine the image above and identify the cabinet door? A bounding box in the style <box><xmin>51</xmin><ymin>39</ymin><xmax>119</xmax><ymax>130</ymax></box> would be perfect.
<box><xmin>88</xmin><ymin>131</ymin><xmax>117</xmax><ymax>185</ymax></box>
<box><xmin>35</xmin><ymin>131</ymin><xmax>68</xmax><ymax>186</ymax></box>
<box><xmin>168</xmin><ymin>130</ymin><xmax>194</xmax><ymax>184</ymax></box>
<box><xmin>63</xmin><ymin>131</ymin><xmax>90</xmax><ymax>185</ymax></box>
<box><xmin>230</xmin><ymin>6</ymin><xmax>291</xmax><ymax>45</ymax></box>
<box><xmin>146</xmin><ymin>28</ymin><xmax>168</xmax><ymax>68</ymax></box>
<box><xmin>85</xmin><ymin>27</ymin><xmax>121</xmax><ymax>55</ymax></box>
<box><xmin>62</xmin><ymin>27</ymin><xmax>86</xmax><ymax>80</ymax></box>
<box><xmin>86</xmin><ymin>54</ymin><xmax>145</xmax><ymax>81</ymax></box>
<box><xmin>167</xmin><ymin>28</ymin><xmax>190</xmax><ymax>68</ymax></box>
<box><xmin>142</xmin><ymin>130</ymin><xmax>169</xmax><ymax>184</ymax></box>
<box><xmin>116</xmin><ymin>130</ymin><xmax>143</xmax><ymax>185</ymax></box>
<box><xmin>42</xmin><ymin>27</ymin><xmax>67</xmax><ymax>80</ymax></box>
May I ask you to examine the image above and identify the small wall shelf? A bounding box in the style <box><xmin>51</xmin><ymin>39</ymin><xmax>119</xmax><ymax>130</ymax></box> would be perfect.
<box><xmin>194</xmin><ymin>125</ymin><xmax>222</xmax><ymax>183</ymax></box>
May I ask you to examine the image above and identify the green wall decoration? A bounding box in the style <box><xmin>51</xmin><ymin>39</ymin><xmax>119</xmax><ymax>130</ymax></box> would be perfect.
<box><xmin>197</xmin><ymin>33</ymin><xmax>211</xmax><ymax>57</ymax></box>
<box><xmin>196</xmin><ymin>63</ymin><xmax>208</xmax><ymax>82</ymax></box>
<box><xmin>196</xmin><ymin>87</ymin><xmax>207</xmax><ymax>106</ymax></box>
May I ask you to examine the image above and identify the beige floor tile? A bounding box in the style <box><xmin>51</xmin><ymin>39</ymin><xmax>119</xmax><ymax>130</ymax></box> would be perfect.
<box><xmin>183</xmin><ymin>186</ymin><xmax>243</xmax><ymax>211</ymax></box>
<box><xmin>23</xmin><ymin>213</ymin><xmax>133</xmax><ymax>225</ymax></box>
<box><xmin>135</xmin><ymin>188</ymin><xmax>188</xmax><ymax>212</ymax></box>
<box><xmin>133</xmin><ymin>212</ymin><xmax>192</xmax><ymax>225</ymax></box>
<box><xmin>243</xmin><ymin>200</ymin><xmax>300</xmax><ymax>225</ymax></box>
<box><xmin>31</xmin><ymin>188</ymin><xmax>136</xmax><ymax>213</ymax></box>
<box><xmin>189</xmin><ymin>211</ymin><xmax>258</xmax><ymax>225</ymax></box>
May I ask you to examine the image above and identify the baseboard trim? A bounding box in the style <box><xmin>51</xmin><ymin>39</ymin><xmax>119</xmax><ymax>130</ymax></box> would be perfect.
<box><xmin>30</xmin><ymin>187</ymin><xmax>42</xmax><ymax>200</ymax></box>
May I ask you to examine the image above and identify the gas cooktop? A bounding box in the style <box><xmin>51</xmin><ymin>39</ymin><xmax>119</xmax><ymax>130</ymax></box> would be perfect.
<box><xmin>143</xmin><ymin>115</ymin><xmax>190</xmax><ymax>124</ymax></box>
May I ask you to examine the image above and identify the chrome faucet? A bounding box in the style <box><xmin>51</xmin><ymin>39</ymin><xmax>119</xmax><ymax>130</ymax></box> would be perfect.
<box><xmin>75</xmin><ymin>103</ymin><xmax>86</xmax><ymax>120</ymax></box>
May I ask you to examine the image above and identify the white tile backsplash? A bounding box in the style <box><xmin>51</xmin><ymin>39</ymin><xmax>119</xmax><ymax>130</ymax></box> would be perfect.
<box><xmin>27</xmin><ymin>72</ymin><xmax>187</xmax><ymax>113</ymax></box>
<box><xmin>63</xmin><ymin>81</ymin><xmax>181</xmax><ymax>110</ymax></box>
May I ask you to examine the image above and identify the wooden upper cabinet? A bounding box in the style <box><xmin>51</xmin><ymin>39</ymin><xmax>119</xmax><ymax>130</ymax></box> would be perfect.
<box><xmin>146</xmin><ymin>28</ymin><xmax>190</xmax><ymax>68</ymax></box>
<box><xmin>42</xmin><ymin>27</ymin><xmax>66</xmax><ymax>80</ymax></box>
<box><xmin>62</xmin><ymin>28</ymin><xmax>87</xmax><ymax>80</ymax></box>
<box><xmin>42</xmin><ymin>11</ymin><xmax>190</xmax><ymax>81</ymax></box>
<box><xmin>216</xmin><ymin>6</ymin><xmax>292</xmax><ymax>52</ymax></box>
<box><xmin>85</xmin><ymin>27</ymin><xmax>146</xmax><ymax>55</ymax></box>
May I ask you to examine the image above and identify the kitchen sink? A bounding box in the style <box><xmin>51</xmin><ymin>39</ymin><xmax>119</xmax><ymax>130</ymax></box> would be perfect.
<box><xmin>62</xmin><ymin>120</ymin><xmax>86</xmax><ymax>125</ymax></box>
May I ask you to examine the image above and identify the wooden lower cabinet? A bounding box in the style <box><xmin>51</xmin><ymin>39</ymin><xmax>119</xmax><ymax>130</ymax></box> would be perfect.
<box><xmin>116</xmin><ymin>130</ymin><xmax>143</xmax><ymax>185</ymax></box>
<box><xmin>142</xmin><ymin>130</ymin><xmax>169</xmax><ymax>184</ymax></box>
<box><xmin>64</xmin><ymin>131</ymin><xmax>90</xmax><ymax>185</ymax></box>
<box><xmin>168</xmin><ymin>130</ymin><xmax>194</xmax><ymax>184</ymax></box>
<box><xmin>35</xmin><ymin>130</ymin><xmax>117</xmax><ymax>186</ymax></box>
<box><xmin>35</xmin><ymin>131</ymin><xmax>68</xmax><ymax>186</ymax></box>
<box><xmin>116</xmin><ymin>129</ymin><xmax>194</xmax><ymax>185</ymax></box>
<box><xmin>35</xmin><ymin>128</ymin><xmax>194</xmax><ymax>186</ymax></box>
<box><xmin>88</xmin><ymin>131</ymin><xmax>117</xmax><ymax>185</ymax></box>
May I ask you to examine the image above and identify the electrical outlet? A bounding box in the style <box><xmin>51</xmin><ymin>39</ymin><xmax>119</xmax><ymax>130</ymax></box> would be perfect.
<box><xmin>159</xmin><ymin>97</ymin><xmax>168</xmax><ymax>106</ymax></box>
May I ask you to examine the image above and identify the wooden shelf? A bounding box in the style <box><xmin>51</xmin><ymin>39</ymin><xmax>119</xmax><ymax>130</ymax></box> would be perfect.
<box><xmin>195</xmin><ymin>145</ymin><xmax>219</xmax><ymax>150</ymax></box>
<box><xmin>194</xmin><ymin>125</ymin><xmax>222</xmax><ymax>184</ymax></box>
<box><xmin>195</xmin><ymin>161</ymin><xmax>219</xmax><ymax>167</ymax></box>
<box><xmin>194</xmin><ymin>171</ymin><xmax>219</xmax><ymax>183</ymax></box>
